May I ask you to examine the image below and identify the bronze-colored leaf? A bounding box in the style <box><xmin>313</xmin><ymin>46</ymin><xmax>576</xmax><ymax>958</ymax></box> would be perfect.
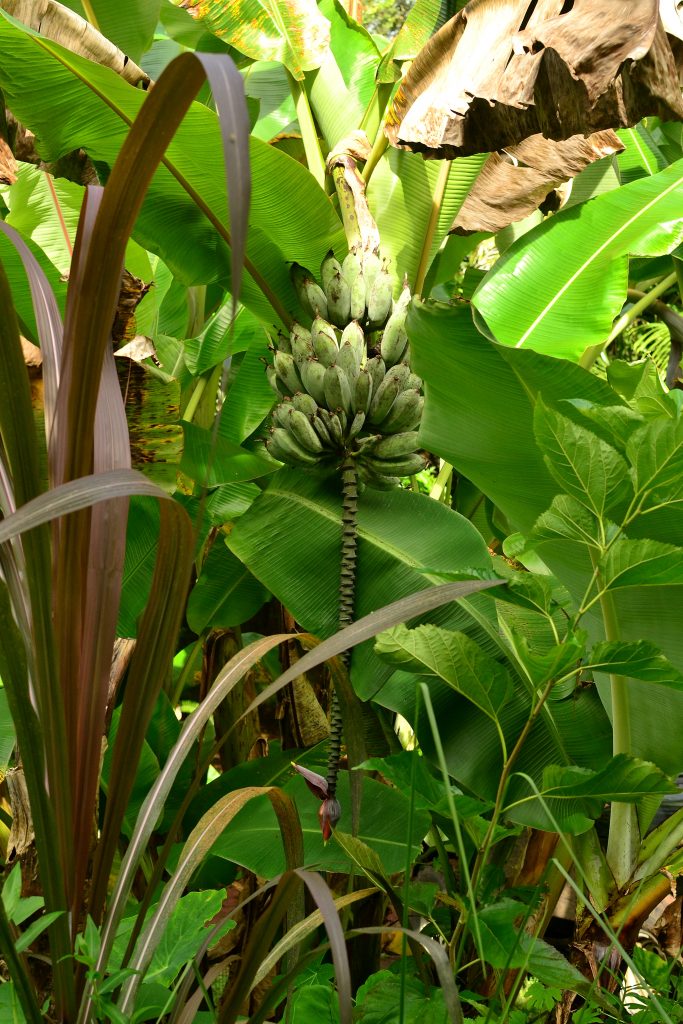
<box><xmin>452</xmin><ymin>129</ymin><xmax>623</xmax><ymax>234</ymax></box>
<box><xmin>0</xmin><ymin>136</ymin><xmax>16</xmax><ymax>184</ymax></box>
<box><xmin>386</xmin><ymin>0</ymin><xmax>683</xmax><ymax>159</ymax></box>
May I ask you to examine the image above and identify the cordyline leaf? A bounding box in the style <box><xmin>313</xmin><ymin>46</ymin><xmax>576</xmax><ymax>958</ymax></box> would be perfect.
<box><xmin>179</xmin><ymin>0</ymin><xmax>331</xmax><ymax>79</ymax></box>
<box><xmin>385</xmin><ymin>0</ymin><xmax>683</xmax><ymax>159</ymax></box>
<box><xmin>452</xmin><ymin>130</ymin><xmax>622</xmax><ymax>234</ymax></box>
<box><xmin>0</xmin><ymin>0</ymin><xmax>150</xmax><ymax>85</ymax></box>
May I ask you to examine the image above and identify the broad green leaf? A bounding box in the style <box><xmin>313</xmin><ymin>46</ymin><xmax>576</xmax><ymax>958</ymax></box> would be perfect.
<box><xmin>472</xmin><ymin>160</ymin><xmax>683</xmax><ymax>358</ymax></box>
<box><xmin>533</xmin><ymin>398</ymin><xmax>631</xmax><ymax>517</ymax></box>
<box><xmin>627</xmin><ymin>416</ymin><xmax>683</xmax><ymax>506</ymax></box>
<box><xmin>602</xmin><ymin>538</ymin><xmax>683</xmax><ymax>590</ymax></box>
<box><xmin>375</xmin><ymin>623</ymin><xmax>511</xmax><ymax>723</ymax></box>
<box><xmin>355</xmin><ymin>971</ymin><xmax>448</xmax><ymax>1024</ymax></box>
<box><xmin>359</xmin><ymin>752</ymin><xmax>490</xmax><ymax>818</ymax></box>
<box><xmin>532</xmin><ymin>495</ymin><xmax>602</xmax><ymax>547</ymax></box>
<box><xmin>0</xmin><ymin>981</ymin><xmax>28</xmax><ymax>1024</ymax></box>
<box><xmin>376</xmin><ymin>0</ymin><xmax>455</xmax><ymax>82</ymax></box>
<box><xmin>186</xmin><ymin>540</ymin><xmax>269</xmax><ymax>632</ymax></box>
<box><xmin>180</xmin><ymin>0</ymin><xmax>331</xmax><ymax>79</ymax></box>
<box><xmin>568</xmin><ymin>401</ymin><xmax>645</xmax><ymax>453</ymax></box>
<box><xmin>228</xmin><ymin>469</ymin><xmax>493</xmax><ymax>699</ymax></box>
<box><xmin>508</xmin><ymin>632</ymin><xmax>587</xmax><ymax>688</ymax></box>
<box><xmin>291</xmin><ymin>985</ymin><xmax>340</xmax><ymax>1024</ymax></box>
<box><xmin>0</xmin><ymin>13</ymin><xmax>346</xmax><ymax>321</ymax></box>
<box><xmin>64</xmin><ymin>0</ymin><xmax>161</xmax><ymax>63</ymax></box>
<box><xmin>145</xmin><ymin>890</ymin><xmax>229</xmax><ymax>986</ymax></box>
<box><xmin>368</xmin><ymin>149</ymin><xmax>486</xmax><ymax>292</ymax></box>
<box><xmin>0</xmin><ymin>689</ymin><xmax>15</xmax><ymax>771</ymax></box>
<box><xmin>210</xmin><ymin>772</ymin><xmax>430</xmax><ymax>875</ymax></box>
<box><xmin>117</xmin><ymin>497</ymin><xmax>160</xmax><ymax>639</ymax></box>
<box><xmin>1</xmin><ymin>163</ymin><xmax>83</xmax><ymax>276</ymax></box>
<box><xmin>180</xmin><ymin>422</ymin><xmax>276</xmax><ymax>486</ymax></box>
<box><xmin>607</xmin><ymin>358</ymin><xmax>665</xmax><ymax>404</ymax></box>
<box><xmin>243</xmin><ymin>61</ymin><xmax>296</xmax><ymax>141</ymax></box>
<box><xmin>205</xmin><ymin>481</ymin><xmax>260</xmax><ymax>523</ymax></box>
<box><xmin>616</xmin><ymin>123</ymin><xmax>669</xmax><ymax>184</ymax></box>
<box><xmin>218</xmin><ymin>343</ymin><xmax>275</xmax><ymax>443</ymax></box>
<box><xmin>587</xmin><ymin>640</ymin><xmax>683</xmax><ymax>687</ymax></box>
<box><xmin>183</xmin><ymin>302</ymin><xmax>264</xmax><ymax>376</ymax></box>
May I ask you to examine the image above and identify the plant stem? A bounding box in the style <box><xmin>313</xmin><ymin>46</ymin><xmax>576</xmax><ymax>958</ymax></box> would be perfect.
<box><xmin>591</xmin><ymin>550</ymin><xmax>637</xmax><ymax>888</ymax></box>
<box><xmin>331</xmin><ymin>165</ymin><xmax>363</xmax><ymax>253</ymax></box>
<box><xmin>287</xmin><ymin>71</ymin><xmax>326</xmax><ymax>190</ymax></box>
<box><xmin>430</xmin><ymin>461</ymin><xmax>453</xmax><ymax>502</ymax></box>
<box><xmin>182</xmin><ymin>375</ymin><xmax>208</xmax><ymax>423</ymax></box>
<box><xmin>414</xmin><ymin>161</ymin><xmax>451</xmax><ymax>297</ymax></box>
<box><xmin>361</xmin><ymin>129</ymin><xmax>389</xmax><ymax>186</ymax></box>
<box><xmin>326</xmin><ymin>456</ymin><xmax>359</xmax><ymax>798</ymax></box>
<box><xmin>579</xmin><ymin>272</ymin><xmax>677</xmax><ymax>369</ymax></box>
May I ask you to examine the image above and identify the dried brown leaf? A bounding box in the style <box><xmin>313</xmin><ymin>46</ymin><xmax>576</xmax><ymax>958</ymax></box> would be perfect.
<box><xmin>386</xmin><ymin>0</ymin><xmax>683</xmax><ymax>159</ymax></box>
<box><xmin>0</xmin><ymin>136</ymin><xmax>16</xmax><ymax>184</ymax></box>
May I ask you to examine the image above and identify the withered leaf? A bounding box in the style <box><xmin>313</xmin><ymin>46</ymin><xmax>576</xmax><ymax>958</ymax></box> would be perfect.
<box><xmin>0</xmin><ymin>136</ymin><xmax>17</xmax><ymax>184</ymax></box>
<box><xmin>386</xmin><ymin>0</ymin><xmax>683</xmax><ymax>159</ymax></box>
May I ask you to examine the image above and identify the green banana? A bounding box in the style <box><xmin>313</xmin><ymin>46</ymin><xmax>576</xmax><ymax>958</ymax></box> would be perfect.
<box><xmin>266</xmin><ymin>364</ymin><xmax>288</xmax><ymax>398</ymax></box>
<box><xmin>353</xmin><ymin>368</ymin><xmax>372</xmax><ymax>415</ymax></box>
<box><xmin>380</xmin><ymin>310</ymin><xmax>409</xmax><ymax>367</ymax></box>
<box><xmin>312</xmin><ymin>411</ymin><xmax>333</xmax><ymax>447</ymax></box>
<box><xmin>276</xmin><ymin>329</ymin><xmax>292</xmax><ymax>354</ymax></box>
<box><xmin>274</xmin><ymin>350</ymin><xmax>304</xmax><ymax>395</ymax></box>
<box><xmin>311</xmin><ymin>315</ymin><xmax>339</xmax><ymax>367</ymax></box>
<box><xmin>349</xmin><ymin>270</ymin><xmax>366</xmax><ymax>322</ymax></box>
<box><xmin>341</xmin><ymin>247</ymin><xmax>362</xmax><ymax>290</ymax></box>
<box><xmin>323</xmin><ymin>409</ymin><xmax>345</xmax><ymax>446</ymax></box>
<box><xmin>291</xmin><ymin>262</ymin><xmax>328</xmax><ymax>320</ymax></box>
<box><xmin>326</xmin><ymin>271</ymin><xmax>352</xmax><ymax>328</ymax></box>
<box><xmin>362</xmin><ymin>250</ymin><xmax>382</xmax><ymax>293</ymax></box>
<box><xmin>365</xmin><ymin>452</ymin><xmax>427</xmax><ymax>477</ymax></box>
<box><xmin>390</xmin><ymin>362</ymin><xmax>412</xmax><ymax>390</ymax></box>
<box><xmin>290</xmin><ymin>323</ymin><xmax>314</xmax><ymax>364</ymax></box>
<box><xmin>337</xmin><ymin>341</ymin><xmax>359</xmax><ymax>385</ymax></box>
<box><xmin>324</xmin><ymin>363</ymin><xmax>353</xmax><ymax>416</ymax></box>
<box><xmin>394</xmin><ymin>276</ymin><xmax>412</xmax><ymax>315</ymax></box>
<box><xmin>359</xmin><ymin>464</ymin><xmax>400</xmax><ymax>490</ymax></box>
<box><xmin>321</xmin><ymin>250</ymin><xmax>342</xmax><ymax>293</ymax></box>
<box><xmin>367</xmin><ymin>265</ymin><xmax>393</xmax><ymax>326</ymax></box>
<box><xmin>406</xmin><ymin>372</ymin><xmax>422</xmax><ymax>392</ymax></box>
<box><xmin>287</xmin><ymin>408</ymin><xmax>324</xmax><ymax>453</ymax></box>
<box><xmin>272</xmin><ymin>401</ymin><xmax>293</xmax><ymax>428</ymax></box>
<box><xmin>376</xmin><ymin>389</ymin><xmax>423</xmax><ymax>433</ymax></box>
<box><xmin>370</xmin><ymin>431</ymin><xmax>421</xmax><ymax>458</ymax></box>
<box><xmin>341</xmin><ymin>320</ymin><xmax>365</xmax><ymax>367</ymax></box>
<box><xmin>365</xmin><ymin>356</ymin><xmax>386</xmax><ymax>395</ymax></box>
<box><xmin>300</xmin><ymin>357</ymin><xmax>327</xmax><ymax>406</ymax></box>
<box><xmin>292</xmin><ymin>392</ymin><xmax>318</xmax><ymax>416</ymax></box>
<box><xmin>267</xmin><ymin>427</ymin><xmax>322</xmax><ymax>466</ymax></box>
<box><xmin>347</xmin><ymin>410</ymin><xmax>366</xmax><ymax>441</ymax></box>
<box><xmin>367</xmin><ymin>371</ymin><xmax>402</xmax><ymax>425</ymax></box>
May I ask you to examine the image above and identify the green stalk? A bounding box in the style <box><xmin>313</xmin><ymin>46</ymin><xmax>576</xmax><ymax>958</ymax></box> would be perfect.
<box><xmin>592</xmin><ymin>551</ymin><xmax>637</xmax><ymax>888</ymax></box>
<box><xmin>331</xmin><ymin>165</ymin><xmax>363</xmax><ymax>253</ymax></box>
<box><xmin>326</xmin><ymin>456</ymin><xmax>358</xmax><ymax>798</ymax></box>
<box><xmin>287</xmin><ymin>72</ymin><xmax>326</xmax><ymax>189</ymax></box>
<box><xmin>414</xmin><ymin>161</ymin><xmax>451</xmax><ymax>297</ymax></box>
<box><xmin>0</xmin><ymin>900</ymin><xmax>43</xmax><ymax>1024</ymax></box>
<box><xmin>361</xmin><ymin>129</ymin><xmax>389</xmax><ymax>186</ymax></box>
<box><xmin>579</xmin><ymin>272</ymin><xmax>677</xmax><ymax>369</ymax></box>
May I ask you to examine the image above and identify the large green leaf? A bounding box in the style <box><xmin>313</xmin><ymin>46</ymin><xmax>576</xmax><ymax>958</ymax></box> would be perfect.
<box><xmin>180</xmin><ymin>422</ymin><xmax>276</xmax><ymax>486</ymax></box>
<box><xmin>242</xmin><ymin>60</ymin><xmax>296</xmax><ymax>141</ymax></box>
<box><xmin>408</xmin><ymin>300</ymin><xmax>683</xmax><ymax>775</ymax></box>
<box><xmin>186</xmin><ymin>540</ymin><xmax>269</xmax><ymax>632</ymax></box>
<box><xmin>472</xmin><ymin>160</ymin><xmax>683</xmax><ymax>359</ymax></box>
<box><xmin>0</xmin><ymin>12</ymin><xmax>345</xmax><ymax>323</ymax></box>
<box><xmin>602</xmin><ymin>538</ymin><xmax>683</xmax><ymax>590</ymax></box>
<box><xmin>228</xmin><ymin>468</ymin><xmax>494</xmax><ymax>699</ymax></box>
<box><xmin>367</xmin><ymin>149</ymin><xmax>486</xmax><ymax>291</ymax></box>
<box><xmin>2</xmin><ymin>163</ymin><xmax>83</xmax><ymax>276</ymax></box>
<box><xmin>180</xmin><ymin>0</ymin><xmax>331</xmax><ymax>78</ymax></box>
<box><xmin>627</xmin><ymin>416</ymin><xmax>683</xmax><ymax>506</ymax></box>
<box><xmin>64</xmin><ymin>0</ymin><xmax>161</xmax><ymax>63</ymax></box>
<box><xmin>587</xmin><ymin>640</ymin><xmax>683</xmax><ymax>687</ymax></box>
<box><xmin>210</xmin><ymin>771</ymin><xmax>430</xmax><ymax>875</ymax></box>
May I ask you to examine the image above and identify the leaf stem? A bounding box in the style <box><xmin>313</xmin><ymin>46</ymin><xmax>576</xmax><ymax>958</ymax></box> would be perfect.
<box><xmin>580</xmin><ymin>272</ymin><xmax>677</xmax><ymax>369</ymax></box>
<box><xmin>287</xmin><ymin>71</ymin><xmax>326</xmax><ymax>190</ymax></box>
<box><xmin>361</xmin><ymin>129</ymin><xmax>389</xmax><ymax>186</ymax></box>
<box><xmin>414</xmin><ymin>161</ymin><xmax>451</xmax><ymax>297</ymax></box>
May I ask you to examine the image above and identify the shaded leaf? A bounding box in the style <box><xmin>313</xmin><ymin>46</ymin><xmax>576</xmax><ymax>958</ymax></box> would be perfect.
<box><xmin>187</xmin><ymin>541</ymin><xmax>269</xmax><ymax>633</ymax></box>
<box><xmin>627</xmin><ymin>415</ymin><xmax>683</xmax><ymax>505</ymax></box>
<box><xmin>602</xmin><ymin>538</ymin><xmax>683</xmax><ymax>589</ymax></box>
<box><xmin>354</xmin><ymin>971</ymin><xmax>448</xmax><ymax>1024</ymax></box>
<box><xmin>587</xmin><ymin>640</ymin><xmax>683</xmax><ymax>687</ymax></box>
<box><xmin>532</xmin><ymin>494</ymin><xmax>602</xmax><ymax>547</ymax></box>
<box><xmin>180</xmin><ymin>422</ymin><xmax>276</xmax><ymax>487</ymax></box>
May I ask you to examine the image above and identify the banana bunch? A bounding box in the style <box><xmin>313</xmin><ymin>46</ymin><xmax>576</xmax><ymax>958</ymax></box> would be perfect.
<box><xmin>264</xmin><ymin>250</ymin><xmax>427</xmax><ymax>486</ymax></box>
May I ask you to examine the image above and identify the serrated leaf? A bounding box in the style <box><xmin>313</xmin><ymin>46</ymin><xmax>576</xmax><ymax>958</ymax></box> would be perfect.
<box><xmin>534</xmin><ymin>398</ymin><xmax>631</xmax><ymax>516</ymax></box>
<box><xmin>587</xmin><ymin>640</ymin><xmax>683</xmax><ymax>687</ymax></box>
<box><xmin>509</xmin><ymin>632</ymin><xmax>587</xmax><ymax>687</ymax></box>
<box><xmin>145</xmin><ymin>889</ymin><xmax>226</xmax><ymax>986</ymax></box>
<box><xmin>627</xmin><ymin>416</ymin><xmax>683</xmax><ymax>506</ymax></box>
<box><xmin>532</xmin><ymin>494</ymin><xmax>602</xmax><ymax>546</ymax></box>
<box><xmin>375</xmin><ymin>623</ymin><xmax>512</xmax><ymax>724</ymax></box>
<box><xmin>602</xmin><ymin>538</ymin><xmax>683</xmax><ymax>589</ymax></box>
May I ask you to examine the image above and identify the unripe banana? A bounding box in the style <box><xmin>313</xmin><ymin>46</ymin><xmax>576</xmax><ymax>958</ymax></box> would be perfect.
<box><xmin>341</xmin><ymin>247</ymin><xmax>362</xmax><ymax>290</ymax></box>
<box><xmin>350</xmin><ymin>271</ymin><xmax>366</xmax><ymax>322</ymax></box>
<box><xmin>337</xmin><ymin>408</ymin><xmax>348</xmax><ymax>433</ymax></box>
<box><xmin>324</xmin><ymin>363</ymin><xmax>353</xmax><ymax>416</ymax></box>
<box><xmin>291</xmin><ymin>263</ymin><xmax>328</xmax><ymax>320</ymax></box>
<box><xmin>368</xmin><ymin>371</ymin><xmax>402</xmax><ymax>425</ymax></box>
<box><xmin>406</xmin><ymin>372</ymin><xmax>422</xmax><ymax>391</ymax></box>
<box><xmin>347</xmin><ymin>410</ymin><xmax>366</xmax><ymax>442</ymax></box>
<box><xmin>272</xmin><ymin>400</ymin><xmax>293</xmax><ymax>428</ymax></box>
<box><xmin>290</xmin><ymin>323</ymin><xmax>314</xmax><ymax>365</ymax></box>
<box><xmin>367</xmin><ymin>266</ymin><xmax>393</xmax><ymax>326</ymax></box>
<box><xmin>337</xmin><ymin>341</ymin><xmax>359</xmax><ymax>385</ymax></box>
<box><xmin>311</xmin><ymin>315</ymin><xmax>339</xmax><ymax>367</ymax></box>
<box><xmin>362</xmin><ymin>250</ymin><xmax>382</xmax><ymax>293</ymax></box>
<box><xmin>274</xmin><ymin>350</ymin><xmax>303</xmax><ymax>395</ymax></box>
<box><xmin>266</xmin><ymin>364</ymin><xmax>288</xmax><ymax>399</ymax></box>
<box><xmin>341</xmin><ymin>321</ymin><xmax>365</xmax><ymax>367</ymax></box>
<box><xmin>353</xmin><ymin>368</ymin><xmax>372</xmax><ymax>415</ymax></box>
<box><xmin>393</xmin><ymin>276</ymin><xmax>412</xmax><ymax>315</ymax></box>
<box><xmin>322</xmin><ymin>409</ymin><xmax>344</xmax><ymax>447</ymax></box>
<box><xmin>321</xmin><ymin>250</ymin><xmax>342</xmax><ymax>293</ymax></box>
<box><xmin>380</xmin><ymin>311</ymin><xmax>409</xmax><ymax>367</ymax></box>
<box><xmin>267</xmin><ymin>426</ymin><xmax>321</xmax><ymax>466</ymax></box>
<box><xmin>292</xmin><ymin>392</ymin><xmax>318</xmax><ymax>416</ymax></box>
<box><xmin>359</xmin><ymin>464</ymin><xmax>400</xmax><ymax>490</ymax></box>
<box><xmin>326</xmin><ymin>271</ymin><xmax>351</xmax><ymax>328</ymax></box>
<box><xmin>390</xmin><ymin>362</ymin><xmax>412</xmax><ymax>391</ymax></box>
<box><xmin>376</xmin><ymin>389</ymin><xmax>423</xmax><ymax>433</ymax></box>
<box><xmin>312</xmin><ymin>411</ymin><xmax>333</xmax><ymax>447</ymax></box>
<box><xmin>370</xmin><ymin>431</ymin><xmax>421</xmax><ymax>458</ymax></box>
<box><xmin>353</xmin><ymin>432</ymin><xmax>382</xmax><ymax>453</ymax></box>
<box><xmin>276</xmin><ymin>329</ymin><xmax>292</xmax><ymax>354</ymax></box>
<box><xmin>365</xmin><ymin>356</ymin><xmax>386</xmax><ymax>395</ymax></box>
<box><xmin>365</xmin><ymin>452</ymin><xmax>427</xmax><ymax>477</ymax></box>
<box><xmin>300</xmin><ymin>357</ymin><xmax>327</xmax><ymax>406</ymax></box>
<box><xmin>287</xmin><ymin>408</ymin><xmax>324</xmax><ymax>454</ymax></box>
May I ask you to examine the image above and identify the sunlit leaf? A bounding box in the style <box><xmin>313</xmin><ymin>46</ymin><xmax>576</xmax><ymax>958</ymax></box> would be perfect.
<box><xmin>602</xmin><ymin>538</ymin><xmax>683</xmax><ymax>590</ymax></box>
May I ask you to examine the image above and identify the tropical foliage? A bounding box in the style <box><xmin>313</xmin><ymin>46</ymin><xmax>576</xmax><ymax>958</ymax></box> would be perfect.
<box><xmin>0</xmin><ymin>1</ymin><xmax>682</xmax><ymax>1022</ymax></box>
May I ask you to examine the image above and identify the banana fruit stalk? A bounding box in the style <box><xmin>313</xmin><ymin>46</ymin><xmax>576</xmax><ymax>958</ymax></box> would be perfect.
<box><xmin>264</xmin><ymin>250</ymin><xmax>427</xmax><ymax>485</ymax></box>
